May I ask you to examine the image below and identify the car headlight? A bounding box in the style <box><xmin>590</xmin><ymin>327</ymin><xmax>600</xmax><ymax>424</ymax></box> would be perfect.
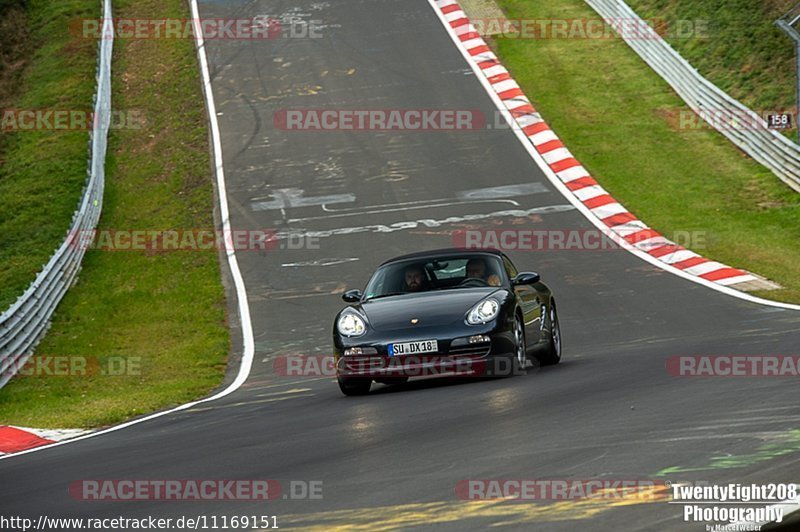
<box><xmin>338</xmin><ymin>312</ymin><xmax>367</xmax><ymax>337</ymax></box>
<box><xmin>466</xmin><ymin>298</ymin><xmax>500</xmax><ymax>325</ymax></box>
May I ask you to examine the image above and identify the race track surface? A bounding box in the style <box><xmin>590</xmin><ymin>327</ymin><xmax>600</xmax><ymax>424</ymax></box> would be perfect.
<box><xmin>2</xmin><ymin>1</ymin><xmax>800</xmax><ymax>530</ymax></box>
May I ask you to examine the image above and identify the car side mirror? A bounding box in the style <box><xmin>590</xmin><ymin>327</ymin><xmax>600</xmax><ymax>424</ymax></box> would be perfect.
<box><xmin>512</xmin><ymin>272</ymin><xmax>540</xmax><ymax>286</ymax></box>
<box><xmin>342</xmin><ymin>289</ymin><xmax>363</xmax><ymax>303</ymax></box>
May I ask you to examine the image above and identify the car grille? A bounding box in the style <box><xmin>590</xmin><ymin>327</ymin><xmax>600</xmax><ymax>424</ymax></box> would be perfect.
<box><xmin>448</xmin><ymin>345</ymin><xmax>491</xmax><ymax>357</ymax></box>
<box><xmin>341</xmin><ymin>357</ymin><xmax>384</xmax><ymax>372</ymax></box>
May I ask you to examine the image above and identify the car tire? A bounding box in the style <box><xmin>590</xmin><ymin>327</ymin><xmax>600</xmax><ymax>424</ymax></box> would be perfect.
<box><xmin>536</xmin><ymin>301</ymin><xmax>561</xmax><ymax>366</ymax></box>
<box><xmin>337</xmin><ymin>377</ymin><xmax>371</xmax><ymax>396</ymax></box>
<box><xmin>487</xmin><ymin>315</ymin><xmax>526</xmax><ymax>378</ymax></box>
<box><xmin>513</xmin><ymin>314</ymin><xmax>527</xmax><ymax>375</ymax></box>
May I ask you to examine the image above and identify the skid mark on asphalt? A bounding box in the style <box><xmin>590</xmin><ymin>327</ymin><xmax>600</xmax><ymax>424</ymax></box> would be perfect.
<box><xmin>184</xmin><ymin>392</ymin><xmax>316</xmax><ymax>413</ymax></box>
<box><xmin>254</xmin><ymin>388</ymin><xmax>314</xmax><ymax>398</ymax></box>
<box><xmin>267</xmin><ymin>485</ymin><xmax>669</xmax><ymax>530</ymax></box>
<box><xmin>250</xmin><ymin>282</ymin><xmax>348</xmax><ymax>300</ymax></box>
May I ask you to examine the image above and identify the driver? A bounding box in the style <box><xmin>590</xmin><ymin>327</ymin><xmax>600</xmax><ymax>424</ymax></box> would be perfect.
<box><xmin>466</xmin><ymin>258</ymin><xmax>501</xmax><ymax>286</ymax></box>
<box><xmin>403</xmin><ymin>264</ymin><xmax>428</xmax><ymax>292</ymax></box>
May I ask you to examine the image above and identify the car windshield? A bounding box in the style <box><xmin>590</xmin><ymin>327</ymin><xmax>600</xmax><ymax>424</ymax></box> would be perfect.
<box><xmin>363</xmin><ymin>254</ymin><xmax>505</xmax><ymax>300</ymax></box>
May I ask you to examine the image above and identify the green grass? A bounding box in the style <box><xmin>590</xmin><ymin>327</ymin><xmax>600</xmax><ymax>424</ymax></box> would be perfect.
<box><xmin>0</xmin><ymin>0</ymin><xmax>229</xmax><ymax>428</ymax></box>
<box><xmin>0</xmin><ymin>0</ymin><xmax>99</xmax><ymax>310</ymax></box>
<box><xmin>492</xmin><ymin>0</ymin><xmax>800</xmax><ymax>303</ymax></box>
<box><xmin>626</xmin><ymin>0</ymin><xmax>796</xmax><ymax>114</ymax></box>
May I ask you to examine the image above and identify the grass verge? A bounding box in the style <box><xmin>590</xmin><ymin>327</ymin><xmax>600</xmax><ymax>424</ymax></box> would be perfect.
<box><xmin>0</xmin><ymin>0</ymin><xmax>229</xmax><ymax>428</ymax></box>
<box><xmin>0</xmin><ymin>0</ymin><xmax>98</xmax><ymax>310</ymax></box>
<box><xmin>626</xmin><ymin>0</ymin><xmax>796</xmax><ymax>114</ymax></box>
<box><xmin>491</xmin><ymin>0</ymin><xmax>800</xmax><ymax>304</ymax></box>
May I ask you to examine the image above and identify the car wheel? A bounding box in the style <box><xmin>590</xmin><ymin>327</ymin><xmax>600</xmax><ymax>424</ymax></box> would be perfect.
<box><xmin>537</xmin><ymin>301</ymin><xmax>561</xmax><ymax>366</ymax></box>
<box><xmin>513</xmin><ymin>314</ymin><xmax>527</xmax><ymax>373</ymax></box>
<box><xmin>337</xmin><ymin>377</ymin><xmax>371</xmax><ymax>396</ymax></box>
<box><xmin>488</xmin><ymin>315</ymin><xmax>526</xmax><ymax>377</ymax></box>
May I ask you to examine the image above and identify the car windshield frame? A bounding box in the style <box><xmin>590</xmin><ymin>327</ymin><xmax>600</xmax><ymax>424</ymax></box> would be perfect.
<box><xmin>362</xmin><ymin>254</ymin><xmax>509</xmax><ymax>301</ymax></box>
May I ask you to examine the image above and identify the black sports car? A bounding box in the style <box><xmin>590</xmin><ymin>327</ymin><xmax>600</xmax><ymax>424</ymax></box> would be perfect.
<box><xmin>333</xmin><ymin>248</ymin><xmax>561</xmax><ymax>396</ymax></box>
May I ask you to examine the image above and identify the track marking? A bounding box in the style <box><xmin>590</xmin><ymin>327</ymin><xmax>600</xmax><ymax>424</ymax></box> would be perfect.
<box><xmin>251</xmin><ymin>188</ymin><xmax>356</xmax><ymax>212</ymax></box>
<box><xmin>282</xmin><ymin>258</ymin><xmax>360</xmax><ymax>267</ymax></box>
<box><xmin>279</xmin><ymin>204</ymin><xmax>576</xmax><ymax>239</ymax></box>
<box><xmin>288</xmin><ymin>199</ymin><xmax>522</xmax><ymax>222</ymax></box>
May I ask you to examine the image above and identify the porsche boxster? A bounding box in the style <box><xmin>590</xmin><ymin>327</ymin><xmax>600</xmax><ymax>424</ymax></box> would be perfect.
<box><xmin>333</xmin><ymin>249</ymin><xmax>561</xmax><ymax>396</ymax></box>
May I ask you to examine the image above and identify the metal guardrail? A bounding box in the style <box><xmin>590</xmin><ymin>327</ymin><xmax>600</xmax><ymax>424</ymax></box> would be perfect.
<box><xmin>0</xmin><ymin>0</ymin><xmax>113</xmax><ymax>388</ymax></box>
<box><xmin>586</xmin><ymin>0</ymin><xmax>800</xmax><ymax>193</ymax></box>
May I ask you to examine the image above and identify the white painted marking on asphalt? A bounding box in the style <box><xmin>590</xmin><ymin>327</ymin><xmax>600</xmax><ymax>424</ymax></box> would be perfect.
<box><xmin>0</xmin><ymin>0</ymin><xmax>259</xmax><ymax>461</ymax></box>
<box><xmin>282</xmin><ymin>258</ymin><xmax>360</xmax><ymax>267</ymax></box>
<box><xmin>255</xmin><ymin>388</ymin><xmax>314</xmax><ymax>398</ymax></box>
<box><xmin>287</xmin><ymin>199</ymin><xmax>522</xmax><ymax>223</ymax></box>
<box><xmin>290</xmin><ymin>182</ymin><xmax>547</xmax><ymax>221</ymax></box>
<box><xmin>279</xmin><ymin>204</ymin><xmax>576</xmax><ymax>239</ymax></box>
<box><xmin>456</xmin><ymin>182</ymin><xmax>548</xmax><ymax>199</ymax></box>
<box><xmin>252</xmin><ymin>188</ymin><xmax>356</xmax><ymax>211</ymax></box>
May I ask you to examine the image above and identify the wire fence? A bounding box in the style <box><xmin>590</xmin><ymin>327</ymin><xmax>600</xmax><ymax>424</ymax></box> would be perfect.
<box><xmin>0</xmin><ymin>0</ymin><xmax>113</xmax><ymax>388</ymax></box>
<box><xmin>586</xmin><ymin>0</ymin><xmax>800</xmax><ymax>193</ymax></box>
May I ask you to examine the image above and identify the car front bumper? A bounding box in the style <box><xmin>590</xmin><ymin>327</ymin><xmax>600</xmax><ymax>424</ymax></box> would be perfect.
<box><xmin>334</xmin><ymin>325</ymin><xmax>516</xmax><ymax>379</ymax></box>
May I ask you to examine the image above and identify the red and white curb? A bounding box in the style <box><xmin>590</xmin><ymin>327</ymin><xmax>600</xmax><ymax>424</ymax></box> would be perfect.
<box><xmin>433</xmin><ymin>0</ymin><xmax>777</xmax><ymax>293</ymax></box>
<box><xmin>0</xmin><ymin>425</ymin><xmax>90</xmax><ymax>456</ymax></box>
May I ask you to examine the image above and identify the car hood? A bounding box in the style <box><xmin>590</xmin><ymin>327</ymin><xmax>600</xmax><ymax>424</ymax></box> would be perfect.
<box><xmin>358</xmin><ymin>288</ymin><xmax>502</xmax><ymax>331</ymax></box>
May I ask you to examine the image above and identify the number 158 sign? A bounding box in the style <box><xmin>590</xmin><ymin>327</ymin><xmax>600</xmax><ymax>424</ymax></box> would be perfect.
<box><xmin>767</xmin><ymin>113</ymin><xmax>793</xmax><ymax>129</ymax></box>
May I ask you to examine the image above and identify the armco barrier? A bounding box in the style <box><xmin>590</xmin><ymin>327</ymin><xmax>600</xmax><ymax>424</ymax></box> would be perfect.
<box><xmin>0</xmin><ymin>0</ymin><xmax>113</xmax><ymax>388</ymax></box>
<box><xmin>586</xmin><ymin>0</ymin><xmax>800</xmax><ymax>193</ymax></box>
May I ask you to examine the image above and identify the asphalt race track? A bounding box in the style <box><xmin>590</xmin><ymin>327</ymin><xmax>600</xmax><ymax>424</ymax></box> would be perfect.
<box><xmin>2</xmin><ymin>0</ymin><xmax>800</xmax><ymax>530</ymax></box>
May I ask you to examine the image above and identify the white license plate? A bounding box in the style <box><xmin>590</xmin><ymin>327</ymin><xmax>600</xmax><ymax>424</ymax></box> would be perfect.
<box><xmin>389</xmin><ymin>340</ymin><xmax>438</xmax><ymax>356</ymax></box>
